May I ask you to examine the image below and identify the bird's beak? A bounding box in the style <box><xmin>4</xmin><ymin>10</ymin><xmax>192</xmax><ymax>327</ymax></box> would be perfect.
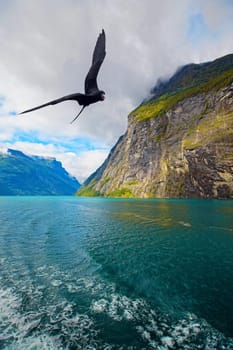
<box><xmin>101</xmin><ymin>95</ymin><xmax>105</xmax><ymax>101</ymax></box>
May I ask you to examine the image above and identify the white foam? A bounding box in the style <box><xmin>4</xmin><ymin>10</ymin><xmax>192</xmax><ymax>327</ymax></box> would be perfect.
<box><xmin>89</xmin><ymin>280</ymin><xmax>233</xmax><ymax>349</ymax></box>
<box><xmin>1</xmin><ymin>270</ymin><xmax>233</xmax><ymax>349</ymax></box>
<box><xmin>178</xmin><ymin>221</ymin><xmax>191</xmax><ymax>227</ymax></box>
<box><xmin>0</xmin><ymin>257</ymin><xmax>6</xmax><ymax>264</ymax></box>
<box><xmin>51</xmin><ymin>279</ymin><xmax>63</xmax><ymax>287</ymax></box>
<box><xmin>66</xmin><ymin>282</ymin><xmax>80</xmax><ymax>293</ymax></box>
<box><xmin>91</xmin><ymin>299</ymin><xmax>108</xmax><ymax>313</ymax></box>
<box><xmin>9</xmin><ymin>334</ymin><xmax>62</xmax><ymax>350</ymax></box>
<box><xmin>123</xmin><ymin>309</ymin><xmax>134</xmax><ymax>321</ymax></box>
<box><xmin>141</xmin><ymin>329</ymin><xmax>151</xmax><ymax>341</ymax></box>
<box><xmin>161</xmin><ymin>336</ymin><xmax>174</xmax><ymax>348</ymax></box>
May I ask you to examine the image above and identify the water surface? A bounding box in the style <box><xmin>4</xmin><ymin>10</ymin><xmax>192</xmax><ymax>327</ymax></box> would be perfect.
<box><xmin>0</xmin><ymin>197</ymin><xmax>233</xmax><ymax>349</ymax></box>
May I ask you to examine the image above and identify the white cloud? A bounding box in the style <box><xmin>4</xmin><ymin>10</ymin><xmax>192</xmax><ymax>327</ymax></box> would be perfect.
<box><xmin>60</xmin><ymin>149</ymin><xmax>109</xmax><ymax>183</ymax></box>
<box><xmin>0</xmin><ymin>0</ymin><xmax>233</xmax><ymax>180</ymax></box>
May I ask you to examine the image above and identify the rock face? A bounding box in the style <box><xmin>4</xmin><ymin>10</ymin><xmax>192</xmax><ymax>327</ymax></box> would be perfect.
<box><xmin>0</xmin><ymin>149</ymin><xmax>80</xmax><ymax>195</ymax></box>
<box><xmin>78</xmin><ymin>54</ymin><xmax>233</xmax><ymax>198</ymax></box>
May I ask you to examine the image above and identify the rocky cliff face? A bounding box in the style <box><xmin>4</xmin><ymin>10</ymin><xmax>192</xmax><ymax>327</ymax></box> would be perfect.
<box><xmin>78</xmin><ymin>55</ymin><xmax>233</xmax><ymax>198</ymax></box>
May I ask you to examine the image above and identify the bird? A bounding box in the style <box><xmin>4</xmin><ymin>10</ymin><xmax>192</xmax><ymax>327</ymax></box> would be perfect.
<box><xmin>19</xmin><ymin>29</ymin><xmax>106</xmax><ymax>124</ymax></box>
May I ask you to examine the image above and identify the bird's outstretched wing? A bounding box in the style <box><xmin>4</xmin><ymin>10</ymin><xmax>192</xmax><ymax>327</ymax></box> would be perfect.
<box><xmin>19</xmin><ymin>93</ymin><xmax>85</xmax><ymax>115</ymax></box>
<box><xmin>85</xmin><ymin>29</ymin><xmax>106</xmax><ymax>95</ymax></box>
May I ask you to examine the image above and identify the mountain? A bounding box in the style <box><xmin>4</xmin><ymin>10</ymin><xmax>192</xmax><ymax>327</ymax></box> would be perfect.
<box><xmin>0</xmin><ymin>149</ymin><xmax>80</xmax><ymax>195</ymax></box>
<box><xmin>77</xmin><ymin>54</ymin><xmax>233</xmax><ymax>198</ymax></box>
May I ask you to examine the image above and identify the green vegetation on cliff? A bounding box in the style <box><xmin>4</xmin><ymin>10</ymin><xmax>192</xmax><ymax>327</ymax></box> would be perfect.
<box><xmin>76</xmin><ymin>180</ymin><xmax>100</xmax><ymax>197</ymax></box>
<box><xmin>108</xmin><ymin>187</ymin><xmax>136</xmax><ymax>198</ymax></box>
<box><xmin>183</xmin><ymin>111</ymin><xmax>233</xmax><ymax>150</ymax></box>
<box><xmin>131</xmin><ymin>68</ymin><xmax>233</xmax><ymax>121</ymax></box>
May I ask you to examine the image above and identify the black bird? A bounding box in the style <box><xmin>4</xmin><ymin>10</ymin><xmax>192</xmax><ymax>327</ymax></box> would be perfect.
<box><xmin>20</xmin><ymin>29</ymin><xmax>106</xmax><ymax>123</ymax></box>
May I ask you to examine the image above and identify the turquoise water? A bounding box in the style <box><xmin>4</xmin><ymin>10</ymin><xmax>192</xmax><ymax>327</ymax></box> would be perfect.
<box><xmin>0</xmin><ymin>197</ymin><xmax>233</xmax><ymax>349</ymax></box>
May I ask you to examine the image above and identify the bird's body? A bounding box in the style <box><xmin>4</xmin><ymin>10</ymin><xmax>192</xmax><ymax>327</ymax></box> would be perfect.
<box><xmin>20</xmin><ymin>30</ymin><xmax>106</xmax><ymax>123</ymax></box>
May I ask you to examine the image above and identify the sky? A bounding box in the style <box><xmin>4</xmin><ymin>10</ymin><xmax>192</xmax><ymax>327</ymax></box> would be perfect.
<box><xmin>0</xmin><ymin>0</ymin><xmax>233</xmax><ymax>183</ymax></box>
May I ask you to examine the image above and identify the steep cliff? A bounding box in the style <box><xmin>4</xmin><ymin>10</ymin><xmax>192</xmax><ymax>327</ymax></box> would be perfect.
<box><xmin>77</xmin><ymin>54</ymin><xmax>233</xmax><ymax>198</ymax></box>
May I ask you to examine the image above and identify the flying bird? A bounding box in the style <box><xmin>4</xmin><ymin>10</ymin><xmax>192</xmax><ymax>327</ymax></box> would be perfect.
<box><xmin>20</xmin><ymin>29</ymin><xmax>106</xmax><ymax>123</ymax></box>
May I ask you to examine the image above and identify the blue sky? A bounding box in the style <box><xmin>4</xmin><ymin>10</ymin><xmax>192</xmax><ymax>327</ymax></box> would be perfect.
<box><xmin>188</xmin><ymin>13</ymin><xmax>209</xmax><ymax>43</ymax></box>
<box><xmin>0</xmin><ymin>0</ymin><xmax>233</xmax><ymax>182</ymax></box>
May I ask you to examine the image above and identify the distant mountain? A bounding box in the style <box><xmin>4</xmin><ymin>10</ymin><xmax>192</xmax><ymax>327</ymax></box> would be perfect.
<box><xmin>0</xmin><ymin>149</ymin><xmax>80</xmax><ymax>195</ymax></box>
<box><xmin>77</xmin><ymin>54</ymin><xmax>233</xmax><ymax>199</ymax></box>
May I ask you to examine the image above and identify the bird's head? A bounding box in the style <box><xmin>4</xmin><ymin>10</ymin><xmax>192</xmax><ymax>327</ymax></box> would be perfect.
<box><xmin>99</xmin><ymin>91</ymin><xmax>105</xmax><ymax>101</ymax></box>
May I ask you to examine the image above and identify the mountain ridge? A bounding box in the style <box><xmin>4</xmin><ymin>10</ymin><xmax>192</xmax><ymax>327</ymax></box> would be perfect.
<box><xmin>149</xmin><ymin>53</ymin><xmax>233</xmax><ymax>101</ymax></box>
<box><xmin>0</xmin><ymin>149</ymin><xmax>80</xmax><ymax>195</ymax></box>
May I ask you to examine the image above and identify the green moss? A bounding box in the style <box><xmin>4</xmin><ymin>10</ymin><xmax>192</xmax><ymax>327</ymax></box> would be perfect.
<box><xmin>125</xmin><ymin>180</ymin><xmax>139</xmax><ymax>185</ymax></box>
<box><xmin>136</xmin><ymin>98</ymin><xmax>167</xmax><ymax>120</ymax></box>
<box><xmin>100</xmin><ymin>176</ymin><xmax>111</xmax><ymax>185</ymax></box>
<box><xmin>130</xmin><ymin>95</ymin><xmax>167</xmax><ymax>121</ymax></box>
<box><xmin>154</xmin><ymin>133</ymin><xmax>166</xmax><ymax>142</ymax></box>
<box><xmin>76</xmin><ymin>180</ymin><xmax>101</xmax><ymax>197</ymax></box>
<box><xmin>224</xmin><ymin>153</ymin><xmax>233</xmax><ymax>159</ymax></box>
<box><xmin>107</xmin><ymin>187</ymin><xmax>136</xmax><ymax>198</ymax></box>
<box><xmin>183</xmin><ymin>111</ymin><xmax>233</xmax><ymax>150</ymax></box>
<box><xmin>182</xmin><ymin>139</ymin><xmax>203</xmax><ymax>150</ymax></box>
<box><xmin>131</xmin><ymin>68</ymin><xmax>233</xmax><ymax>122</ymax></box>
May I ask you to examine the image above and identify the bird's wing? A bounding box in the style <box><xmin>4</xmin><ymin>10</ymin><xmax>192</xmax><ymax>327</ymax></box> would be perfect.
<box><xmin>19</xmin><ymin>93</ymin><xmax>85</xmax><ymax>114</ymax></box>
<box><xmin>84</xmin><ymin>29</ymin><xmax>106</xmax><ymax>94</ymax></box>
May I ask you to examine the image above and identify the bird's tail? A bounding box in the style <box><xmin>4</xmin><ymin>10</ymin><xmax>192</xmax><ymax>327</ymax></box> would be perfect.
<box><xmin>70</xmin><ymin>106</ymin><xmax>86</xmax><ymax>124</ymax></box>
